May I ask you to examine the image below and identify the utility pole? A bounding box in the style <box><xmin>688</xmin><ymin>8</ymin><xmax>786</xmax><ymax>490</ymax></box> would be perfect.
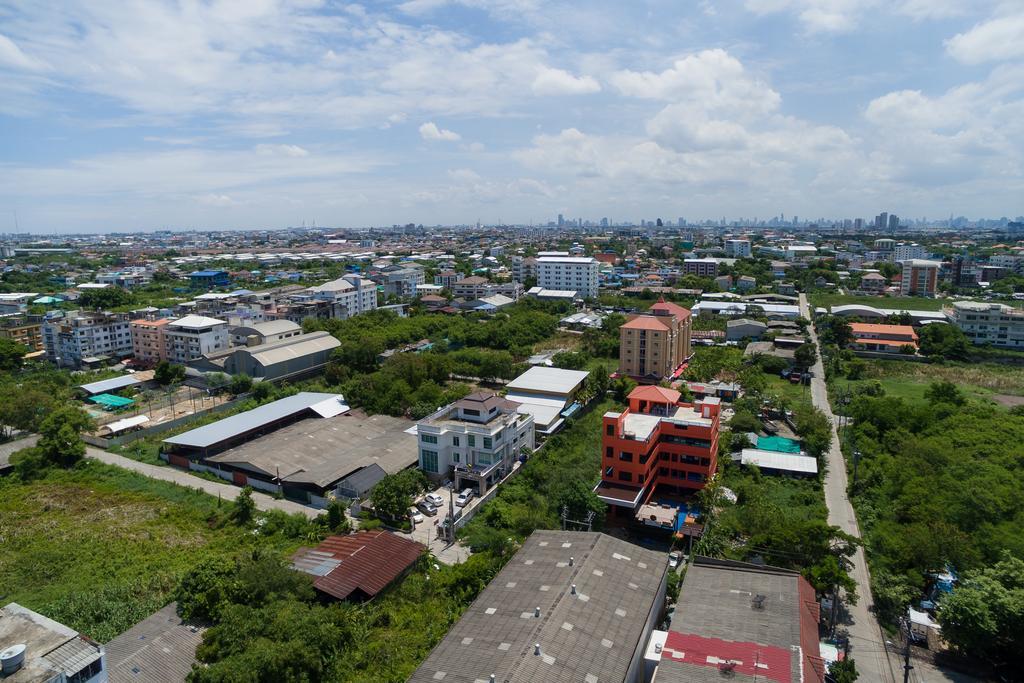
<box><xmin>901</xmin><ymin>617</ymin><xmax>914</xmax><ymax>683</ymax></box>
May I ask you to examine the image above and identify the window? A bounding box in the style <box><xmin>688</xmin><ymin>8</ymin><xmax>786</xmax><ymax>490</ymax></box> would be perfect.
<box><xmin>453</xmin><ymin>436</ymin><xmax>460</xmax><ymax>446</ymax></box>
<box><xmin>606</xmin><ymin>424</ymin><xmax>614</xmax><ymax>436</ymax></box>
<box><xmin>68</xmin><ymin>659</ymin><xmax>103</xmax><ymax>683</ymax></box>
<box><xmin>453</xmin><ymin>453</ymin><xmax>460</xmax><ymax>463</ymax></box>
<box><xmin>619</xmin><ymin>451</ymin><xmax>633</xmax><ymax>462</ymax></box>
<box><xmin>421</xmin><ymin>434</ymin><xmax>438</xmax><ymax>444</ymax></box>
<box><xmin>468</xmin><ymin>435</ymin><xmax>476</xmax><ymax>447</ymax></box>
<box><xmin>606</xmin><ymin>446</ymin><xmax>613</xmax><ymax>458</ymax></box>
<box><xmin>463</xmin><ymin>408</ymin><xmax>480</xmax><ymax>416</ymax></box>
<box><xmin>618</xmin><ymin>471</ymin><xmax>633</xmax><ymax>482</ymax></box>
<box><xmin>420</xmin><ymin>449</ymin><xmax>439</xmax><ymax>473</ymax></box>
<box><xmin>483</xmin><ymin>437</ymin><xmax>493</xmax><ymax>449</ymax></box>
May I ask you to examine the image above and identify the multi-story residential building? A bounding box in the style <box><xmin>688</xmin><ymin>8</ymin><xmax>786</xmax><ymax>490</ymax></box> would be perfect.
<box><xmin>510</xmin><ymin>255</ymin><xmax>538</xmax><ymax>283</ymax></box>
<box><xmin>948</xmin><ymin>301</ymin><xmax>1024</xmax><ymax>349</ymax></box>
<box><xmin>376</xmin><ymin>266</ymin><xmax>425</xmax><ymax>298</ymax></box>
<box><xmin>848</xmin><ymin>323</ymin><xmax>918</xmax><ymax>353</ymax></box>
<box><xmin>894</xmin><ymin>243</ymin><xmax>927</xmax><ymax>262</ymax></box>
<box><xmin>433</xmin><ymin>270</ymin><xmax>460</xmax><ymax>289</ymax></box>
<box><xmin>130</xmin><ymin>317</ymin><xmax>172</xmax><ymax>365</ymax></box>
<box><xmin>858</xmin><ymin>272</ymin><xmax>887</xmax><ymax>293</ymax></box>
<box><xmin>306</xmin><ymin>274</ymin><xmax>378</xmax><ymax>318</ymax></box>
<box><xmin>736</xmin><ymin>275</ymin><xmax>757</xmax><ymax>291</ymax></box>
<box><xmin>188</xmin><ymin>269</ymin><xmax>231</xmax><ymax>289</ymax></box>
<box><xmin>415</xmin><ymin>391</ymin><xmax>535</xmax><ymax>495</ymax></box>
<box><xmin>989</xmin><ymin>254</ymin><xmax>1024</xmax><ymax>276</ymax></box>
<box><xmin>450</xmin><ymin>276</ymin><xmax>523</xmax><ymax>301</ymax></box>
<box><xmin>536</xmin><ymin>256</ymin><xmax>599</xmax><ymax>298</ymax></box>
<box><xmin>42</xmin><ymin>310</ymin><xmax>133</xmax><ymax>368</ymax></box>
<box><xmin>682</xmin><ymin>257</ymin><xmax>718</xmax><ymax>277</ymax></box>
<box><xmin>163</xmin><ymin>315</ymin><xmax>229</xmax><ymax>363</ymax></box>
<box><xmin>595</xmin><ymin>385</ymin><xmax>721</xmax><ymax>519</ymax></box>
<box><xmin>0</xmin><ymin>315</ymin><xmax>43</xmax><ymax>352</ymax></box>
<box><xmin>96</xmin><ymin>269</ymin><xmax>152</xmax><ymax>289</ymax></box>
<box><xmin>724</xmin><ymin>239</ymin><xmax>751</xmax><ymax>258</ymax></box>
<box><xmin>618</xmin><ymin>299</ymin><xmax>692</xmax><ymax>382</ymax></box>
<box><xmin>900</xmin><ymin>259</ymin><xmax>940</xmax><ymax>297</ymax></box>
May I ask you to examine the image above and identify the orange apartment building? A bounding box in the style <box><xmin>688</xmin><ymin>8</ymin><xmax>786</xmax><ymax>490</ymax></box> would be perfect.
<box><xmin>618</xmin><ymin>298</ymin><xmax>692</xmax><ymax>382</ymax></box>
<box><xmin>130</xmin><ymin>318</ymin><xmax>171</xmax><ymax>365</ymax></box>
<box><xmin>595</xmin><ymin>385</ymin><xmax>721</xmax><ymax>518</ymax></box>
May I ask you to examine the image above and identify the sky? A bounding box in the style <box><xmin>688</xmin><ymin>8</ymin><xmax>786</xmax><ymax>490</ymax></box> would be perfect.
<box><xmin>0</xmin><ymin>0</ymin><xmax>1022</xmax><ymax>233</ymax></box>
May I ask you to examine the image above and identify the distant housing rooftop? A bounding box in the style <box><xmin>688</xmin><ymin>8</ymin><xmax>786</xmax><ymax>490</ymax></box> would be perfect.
<box><xmin>104</xmin><ymin>603</ymin><xmax>203</xmax><ymax>683</ymax></box>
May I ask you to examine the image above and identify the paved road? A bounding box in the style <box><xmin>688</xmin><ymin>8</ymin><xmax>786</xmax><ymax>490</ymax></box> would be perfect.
<box><xmin>801</xmin><ymin>295</ymin><xmax>898</xmax><ymax>683</ymax></box>
<box><xmin>86</xmin><ymin>446</ymin><xmax>320</xmax><ymax>519</ymax></box>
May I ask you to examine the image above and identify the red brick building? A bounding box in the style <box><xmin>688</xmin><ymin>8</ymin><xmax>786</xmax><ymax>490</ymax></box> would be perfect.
<box><xmin>595</xmin><ymin>385</ymin><xmax>721</xmax><ymax>517</ymax></box>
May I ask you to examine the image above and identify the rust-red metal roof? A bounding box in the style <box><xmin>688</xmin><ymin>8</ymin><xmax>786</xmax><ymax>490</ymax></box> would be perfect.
<box><xmin>293</xmin><ymin>531</ymin><xmax>424</xmax><ymax>601</ymax></box>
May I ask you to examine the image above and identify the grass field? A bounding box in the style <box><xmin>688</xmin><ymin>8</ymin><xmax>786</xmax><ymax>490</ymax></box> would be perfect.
<box><xmin>830</xmin><ymin>359</ymin><xmax>1024</xmax><ymax>408</ymax></box>
<box><xmin>0</xmin><ymin>462</ymin><xmax>304</xmax><ymax>642</ymax></box>
<box><xmin>809</xmin><ymin>292</ymin><xmax>949</xmax><ymax>311</ymax></box>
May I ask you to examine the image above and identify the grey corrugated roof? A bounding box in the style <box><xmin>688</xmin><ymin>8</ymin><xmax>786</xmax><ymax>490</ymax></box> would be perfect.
<box><xmin>163</xmin><ymin>392</ymin><xmax>344</xmax><ymax>449</ymax></box>
<box><xmin>409</xmin><ymin>530</ymin><xmax>667</xmax><ymax>683</ymax></box>
<box><xmin>104</xmin><ymin>603</ymin><xmax>204</xmax><ymax>683</ymax></box>
<box><xmin>337</xmin><ymin>463</ymin><xmax>388</xmax><ymax>493</ymax></box>
<box><xmin>78</xmin><ymin>375</ymin><xmax>141</xmax><ymax>395</ymax></box>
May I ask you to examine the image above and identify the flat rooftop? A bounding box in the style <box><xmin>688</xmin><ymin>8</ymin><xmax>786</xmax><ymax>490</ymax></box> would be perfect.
<box><xmin>409</xmin><ymin>530</ymin><xmax>667</xmax><ymax>683</ymax></box>
<box><xmin>0</xmin><ymin>603</ymin><xmax>103</xmax><ymax>683</ymax></box>
<box><xmin>505</xmin><ymin>366</ymin><xmax>590</xmax><ymax>396</ymax></box>
<box><xmin>205</xmin><ymin>409</ymin><xmax>417</xmax><ymax>488</ymax></box>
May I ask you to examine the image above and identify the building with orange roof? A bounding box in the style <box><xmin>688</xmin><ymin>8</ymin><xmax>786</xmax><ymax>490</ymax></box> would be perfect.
<box><xmin>618</xmin><ymin>298</ymin><xmax>692</xmax><ymax>382</ymax></box>
<box><xmin>848</xmin><ymin>322</ymin><xmax>918</xmax><ymax>353</ymax></box>
<box><xmin>595</xmin><ymin>385</ymin><xmax>721</xmax><ymax>520</ymax></box>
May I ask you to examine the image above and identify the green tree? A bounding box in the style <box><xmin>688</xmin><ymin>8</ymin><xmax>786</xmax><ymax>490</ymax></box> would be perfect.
<box><xmin>326</xmin><ymin>500</ymin><xmax>350</xmax><ymax>534</ymax></box>
<box><xmin>827</xmin><ymin>658</ymin><xmax>858</xmax><ymax>682</ymax></box>
<box><xmin>937</xmin><ymin>552</ymin><xmax>1024</xmax><ymax>668</ymax></box>
<box><xmin>553</xmin><ymin>480</ymin><xmax>606</xmax><ymax>527</ymax></box>
<box><xmin>251</xmin><ymin>381</ymin><xmax>274</xmax><ymax>401</ymax></box>
<box><xmin>917</xmin><ymin>324</ymin><xmax>970</xmax><ymax>361</ymax></box>
<box><xmin>79</xmin><ymin>286</ymin><xmax>135</xmax><ymax>310</ymax></box>
<box><xmin>154</xmin><ymin>360</ymin><xmax>186</xmax><ymax>386</ymax></box>
<box><xmin>37</xmin><ymin>404</ymin><xmax>94</xmax><ymax>467</ymax></box>
<box><xmin>794</xmin><ymin>342</ymin><xmax>818</xmax><ymax>369</ymax></box>
<box><xmin>370</xmin><ymin>470</ymin><xmax>427</xmax><ymax>521</ymax></box>
<box><xmin>924</xmin><ymin>381</ymin><xmax>965</xmax><ymax>406</ymax></box>
<box><xmin>231</xmin><ymin>486</ymin><xmax>257</xmax><ymax>525</ymax></box>
<box><xmin>0</xmin><ymin>337</ymin><xmax>28</xmax><ymax>372</ymax></box>
<box><xmin>229</xmin><ymin>374</ymin><xmax>253</xmax><ymax>396</ymax></box>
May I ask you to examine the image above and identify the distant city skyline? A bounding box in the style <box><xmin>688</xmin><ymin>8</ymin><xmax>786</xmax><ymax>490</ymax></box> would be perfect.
<box><xmin>1</xmin><ymin>1</ymin><xmax>1022</xmax><ymax>233</ymax></box>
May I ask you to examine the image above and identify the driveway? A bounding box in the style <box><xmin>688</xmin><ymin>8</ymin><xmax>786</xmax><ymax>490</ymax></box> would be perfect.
<box><xmin>409</xmin><ymin>484</ymin><xmax>473</xmax><ymax>565</ymax></box>
<box><xmin>85</xmin><ymin>446</ymin><xmax>320</xmax><ymax>519</ymax></box>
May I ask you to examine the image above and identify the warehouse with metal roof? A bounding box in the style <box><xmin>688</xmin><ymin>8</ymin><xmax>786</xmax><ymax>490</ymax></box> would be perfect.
<box><xmin>408</xmin><ymin>530</ymin><xmax>668</xmax><ymax>683</ymax></box>
<box><xmin>189</xmin><ymin>330</ymin><xmax>340</xmax><ymax>381</ymax></box>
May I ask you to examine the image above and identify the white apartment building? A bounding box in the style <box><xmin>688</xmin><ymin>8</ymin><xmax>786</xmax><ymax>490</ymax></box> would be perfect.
<box><xmin>42</xmin><ymin>310</ymin><xmax>133</xmax><ymax>368</ymax></box>
<box><xmin>948</xmin><ymin>301</ymin><xmax>1024</xmax><ymax>348</ymax></box>
<box><xmin>990</xmin><ymin>254</ymin><xmax>1024</xmax><ymax>275</ymax></box>
<box><xmin>415</xmin><ymin>392</ymin><xmax>535</xmax><ymax>495</ymax></box>
<box><xmin>536</xmin><ymin>256</ymin><xmax>599</xmax><ymax>299</ymax></box>
<box><xmin>894</xmin><ymin>244</ymin><xmax>928</xmax><ymax>262</ymax></box>
<box><xmin>724</xmin><ymin>239</ymin><xmax>752</xmax><ymax>258</ymax></box>
<box><xmin>510</xmin><ymin>256</ymin><xmax>538</xmax><ymax>284</ymax></box>
<box><xmin>306</xmin><ymin>274</ymin><xmax>379</xmax><ymax>318</ymax></box>
<box><xmin>377</xmin><ymin>266</ymin><xmax>425</xmax><ymax>298</ymax></box>
<box><xmin>163</xmin><ymin>314</ymin><xmax>229</xmax><ymax>363</ymax></box>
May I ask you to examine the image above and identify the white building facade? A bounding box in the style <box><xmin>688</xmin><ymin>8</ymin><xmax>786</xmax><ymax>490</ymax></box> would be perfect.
<box><xmin>307</xmin><ymin>274</ymin><xmax>379</xmax><ymax>318</ymax></box>
<box><xmin>42</xmin><ymin>311</ymin><xmax>133</xmax><ymax>368</ymax></box>
<box><xmin>948</xmin><ymin>301</ymin><xmax>1024</xmax><ymax>348</ymax></box>
<box><xmin>536</xmin><ymin>256</ymin><xmax>599</xmax><ymax>299</ymax></box>
<box><xmin>724</xmin><ymin>239</ymin><xmax>752</xmax><ymax>258</ymax></box>
<box><xmin>163</xmin><ymin>315</ymin><xmax>229</xmax><ymax>363</ymax></box>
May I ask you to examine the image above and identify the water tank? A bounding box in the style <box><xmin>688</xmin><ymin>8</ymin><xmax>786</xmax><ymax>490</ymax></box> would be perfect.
<box><xmin>1</xmin><ymin>644</ymin><xmax>26</xmax><ymax>676</ymax></box>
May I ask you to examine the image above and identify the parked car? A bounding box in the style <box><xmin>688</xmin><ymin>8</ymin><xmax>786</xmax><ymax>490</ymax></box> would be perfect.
<box><xmin>417</xmin><ymin>500</ymin><xmax>438</xmax><ymax>516</ymax></box>
<box><xmin>668</xmin><ymin>551</ymin><xmax>681</xmax><ymax>569</ymax></box>
<box><xmin>455</xmin><ymin>488</ymin><xmax>475</xmax><ymax>507</ymax></box>
<box><xmin>425</xmin><ymin>492</ymin><xmax>444</xmax><ymax>507</ymax></box>
<box><xmin>410</xmin><ymin>507</ymin><xmax>424</xmax><ymax>524</ymax></box>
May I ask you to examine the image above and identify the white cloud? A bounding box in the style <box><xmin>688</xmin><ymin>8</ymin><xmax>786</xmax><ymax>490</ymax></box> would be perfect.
<box><xmin>945</xmin><ymin>12</ymin><xmax>1024</xmax><ymax>64</ymax></box>
<box><xmin>531</xmin><ymin>67</ymin><xmax>600</xmax><ymax>95</ymax></box>
<box><xmin>196</xmin><ymin>193</ymin><xmax>237</xmax><ymax>207</ymax></box>
<box><xmin>254</xmin><ymin>144</ymin><xmax>310</xmax><ymax>157</ymax></box>
<box><xmin>610</xmin><ymin>49</ymin><xmax>781</xmax><ymax>115</ymax></box>
<box><xmin>744</xmin><ymin>0</ymin><xmax>973</xmax><ymax>32</ymax></box>
<box><xmin>0</xmin><ymin>33</ymin><xmax>47</xmax><ymax>71</ymax></box>
<box><xmin>419</xmin><ymin>122</ymin><xmax>461</xmax><ymax>141</ymax></box>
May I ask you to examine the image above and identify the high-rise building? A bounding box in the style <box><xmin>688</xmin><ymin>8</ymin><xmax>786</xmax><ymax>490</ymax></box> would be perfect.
<box><xmin>900</xmin><ymin>259</ymin><xmax>940</xmax><ymax>297</ymax></box>
<box><xmin>875</xmin><ymin>212</ymin><xmax>888</xmax><ymax>230</ymax></box>
<box><xmin>557</xmin><ymin>213</ymin><xmax>565</xmax><ymax>227</ymax></box>
<box><xmin>595</xmin><ymin>386</ymin><xmax>721</xmax><ymax>518</ymax></box>
<box><xmin>618</xmin><ymin>299</ymin><xmax>692</xmax><ymax>381</ymax></box>
<box><xmin>888</xmin><ymin>214</ymin><xmax>899</xmax><ymax>230</ymax></box>
<box><xmin>536</xmin><ymin>256</ymin><xmax>599</xmax><ymax>298</ymax></box>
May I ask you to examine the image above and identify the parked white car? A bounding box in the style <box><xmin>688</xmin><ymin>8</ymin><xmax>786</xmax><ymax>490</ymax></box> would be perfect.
<box><xmin>455</xmin><ymin>488</ymin><xmax>475</xmax><ymax>507</ymax></box>
<box><xmin>410</xmin><ymin>507</ymin><xmax>424</xmax><ymax>524</ymax></box>
<box><xmin>425</xmin><ymin>492</ymin><xmax>444</xmax><ymax>507</ymax></box>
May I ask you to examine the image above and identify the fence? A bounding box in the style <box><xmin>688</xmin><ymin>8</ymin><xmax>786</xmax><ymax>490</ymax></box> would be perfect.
<box><xmin>84</xmin><ymin>394</ymin><xmax>248</xmax><ymax>448</ymax></box>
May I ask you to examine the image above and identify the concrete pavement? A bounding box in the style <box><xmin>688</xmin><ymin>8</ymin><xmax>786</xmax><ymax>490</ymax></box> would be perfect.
<box><xmin>801</xmin><ymin>294</ymin><xmax>898</xmax><ymax>683</ymax></box>
<box><xmin>85</xmin><ymin>446</ymin><xmax>321</xmax><ymax>519</ymax></box>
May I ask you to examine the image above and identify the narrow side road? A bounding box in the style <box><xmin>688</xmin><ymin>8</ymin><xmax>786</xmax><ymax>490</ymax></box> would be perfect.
<box><xmin>86</xmin><ymin>446</ymin><xmax>320</xmax><ymax>519</ymax></box>
<box><xmin>801</xmin><ymin>294</ymin><xmax>897</xmax><ymax>683</ymax></box>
